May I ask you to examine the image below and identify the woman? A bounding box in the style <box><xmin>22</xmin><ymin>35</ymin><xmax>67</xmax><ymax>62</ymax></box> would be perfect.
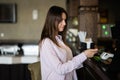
<box><xmin>39</xmin><ymin>5</ymin><xmax>98</xmax><ymax>80</ymax></box>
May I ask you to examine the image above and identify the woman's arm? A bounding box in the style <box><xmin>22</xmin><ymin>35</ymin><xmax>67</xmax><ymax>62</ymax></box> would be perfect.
<box><xmin>40</xmin><ymin>38</ymin><xmax>87</xmax><ymax>75</ymax></box>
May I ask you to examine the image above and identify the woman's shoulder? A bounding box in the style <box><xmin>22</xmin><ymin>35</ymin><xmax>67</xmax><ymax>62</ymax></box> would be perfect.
<box><xmin>43</xmin><ymin>38</ymin><xmax>52</xmax><ymax>42</ymax></box>
<box><xmin>41</xmin><ymin>38</ymin><xmax>54</xmax><ymax>46</ymax></box>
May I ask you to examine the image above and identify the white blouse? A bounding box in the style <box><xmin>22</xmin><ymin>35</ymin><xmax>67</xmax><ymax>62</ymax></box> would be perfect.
<box><xmin>40</xmin><ymin>36</ymin><xmax>87</xmax><ymax>80</ymax></box>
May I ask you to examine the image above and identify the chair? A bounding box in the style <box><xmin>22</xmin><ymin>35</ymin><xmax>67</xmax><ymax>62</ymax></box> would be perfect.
<box><xmin>28</xmin><ymin>61</ymin><xmax>41</xmax><ymax>80</ymax></box>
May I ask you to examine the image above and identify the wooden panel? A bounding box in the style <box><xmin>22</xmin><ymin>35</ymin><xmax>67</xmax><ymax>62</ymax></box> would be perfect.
<box><xmin>80</xmin><ymin>0</ymin><xmax>98</xmax><ymax>6</ymax></box>
<box><xmin>79</xmin><ymin>12</ymin><xmax>98</xmax><ymax>42</ymax></box>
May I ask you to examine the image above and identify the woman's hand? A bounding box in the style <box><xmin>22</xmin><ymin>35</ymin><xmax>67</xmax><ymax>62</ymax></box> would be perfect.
<box><xmin>84</xmin><ymin>49</ymin><xmax>98</xmax><ymax>58</ymax></box>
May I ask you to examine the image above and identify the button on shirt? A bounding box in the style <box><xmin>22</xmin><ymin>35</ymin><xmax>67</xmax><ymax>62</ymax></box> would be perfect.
<box><xmin>40</xmin><ymin>36</ymin><xmax>87</xmax><ymax>80</ymax></box>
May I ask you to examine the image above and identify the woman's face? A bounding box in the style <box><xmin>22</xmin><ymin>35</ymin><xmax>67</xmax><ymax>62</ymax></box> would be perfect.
<box><xmin>58</xmin><ymin>12</ymin><xmax>66</xmax><ymax>32</ymax></box>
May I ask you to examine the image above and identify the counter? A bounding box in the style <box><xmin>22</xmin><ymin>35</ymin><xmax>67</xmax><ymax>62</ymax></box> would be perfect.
<box><xmin>0</xmin><ymin>55</ymin><xmax>40</xmax><ymax>64</ymax></box>
<box><xmin>0</xmin><ymin>56</ymin><xmax>40</xmax><ymax>80</ymax></box>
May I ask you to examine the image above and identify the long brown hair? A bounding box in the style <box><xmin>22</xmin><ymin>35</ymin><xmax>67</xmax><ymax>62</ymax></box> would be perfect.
<box><xmin>40</xmin><ymin>6</ymin><xmax>68</xmax><ymax>46</ymax></box>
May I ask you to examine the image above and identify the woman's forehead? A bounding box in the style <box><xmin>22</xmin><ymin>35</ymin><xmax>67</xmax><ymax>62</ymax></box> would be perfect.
<box><xmin>62</xmin><ymin>13</ymin><xmax>66</xmax><ymax>20</ymax></box>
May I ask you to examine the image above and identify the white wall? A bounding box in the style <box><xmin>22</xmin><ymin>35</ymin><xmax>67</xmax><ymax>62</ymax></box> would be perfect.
<box><xmin>0</xmin><ymin>0</ymin><xmax>66</xmax><ymax>42</ymax></box>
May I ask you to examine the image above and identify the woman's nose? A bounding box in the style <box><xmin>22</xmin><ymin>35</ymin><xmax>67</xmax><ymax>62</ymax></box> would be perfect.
<box><xmin>63</xmin><ymin>20</ymin><xmax>66</xmax><ymax>26</ymax></box>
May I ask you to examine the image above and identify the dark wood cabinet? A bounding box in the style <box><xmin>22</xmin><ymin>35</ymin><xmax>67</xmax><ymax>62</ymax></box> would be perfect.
<box><xmin>0</xmin><ymin>64</ymin><xmax>31</xmax><ymax>80</ymax></box>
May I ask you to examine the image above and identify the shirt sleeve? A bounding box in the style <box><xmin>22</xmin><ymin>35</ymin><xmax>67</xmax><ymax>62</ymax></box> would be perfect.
<box><xmin>40</xmin><ymin>38</ymin><xmax>87</xmax><ymax>75</ymax></box>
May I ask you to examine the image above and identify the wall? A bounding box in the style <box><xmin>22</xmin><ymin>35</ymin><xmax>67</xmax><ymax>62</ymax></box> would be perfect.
<box><xmin>0</xmin><ymin>0</ymin><xmax>66</xmax><ymax>42</ymax></box>
<box><xmin>99</xmin><ymin>0</ymin><xmax>120</xmax><ymax>23</ymax></box>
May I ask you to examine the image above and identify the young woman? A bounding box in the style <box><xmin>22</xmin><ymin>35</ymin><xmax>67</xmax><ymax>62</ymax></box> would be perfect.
<box><xmin>39</xmin><ymin>5</ymin><xmax>98</xmax><ymax>80</ymax></box>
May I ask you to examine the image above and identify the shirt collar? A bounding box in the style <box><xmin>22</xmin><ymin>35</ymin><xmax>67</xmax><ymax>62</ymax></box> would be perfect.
<box><xmin>55</xmin><ymin>35</ymin><xmax>62</xmax><ymax>41</ymax></box>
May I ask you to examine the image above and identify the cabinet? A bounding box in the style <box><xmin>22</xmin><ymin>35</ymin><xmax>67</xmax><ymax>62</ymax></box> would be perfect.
<box><xmin>0</xmin><ymin>56</ymin><xmax>39</xmax><ymax>80</ymax></box>
<box><xmin>0</xmin><ymin>64</ymin><xmax>31</xmax><ymax>80</ymax></box>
